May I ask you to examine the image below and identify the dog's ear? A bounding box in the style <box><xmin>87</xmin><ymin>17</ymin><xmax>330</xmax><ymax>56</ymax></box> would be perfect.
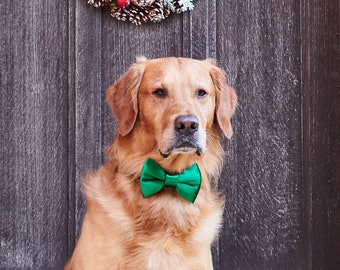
<box><xmin>208</xmin><ymin>62</ymin><xmax>237</xmax><ymax>139</ymax></box>
<box><xmin>106</xmin><ymin>58</ymin><xmax>146</xmax><ymax>136</ymax></box>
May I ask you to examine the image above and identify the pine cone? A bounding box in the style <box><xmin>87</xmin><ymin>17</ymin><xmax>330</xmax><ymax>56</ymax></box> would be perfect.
<box><xmin>148</xmin><ymin>1</ymin><xmax>171</xmax><ymax>22</ymax></box>
<box><xmin>110</xmin><ymin>0</ymin><xmax>171</xmax><ymax>25</ymax></box>
<box><xmin>131</xmin><ymin>0</ymin><xmax>156</xmax><ymax>7</ymax></box>
<box><xmin>172</xmin><ymin>0</ymin><xmax>184</xmax><ymax>14</ymax></box>
<box><xmin>87</xmin><ymin>0</ymin><xmax>112</xmax><ymax>8</ymax></box>
<box><xmin>87</xmin><ymin>0</ymin><xmax>195</xmax><ymax>25</ymax></box>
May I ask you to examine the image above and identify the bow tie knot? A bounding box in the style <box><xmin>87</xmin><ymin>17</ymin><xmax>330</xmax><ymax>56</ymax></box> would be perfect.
<box><xmin>140</xmin><ymin>158</ymin><xmax>201</xmax><ymax>203</ymax></box>
<box><xmin>164</xmin><ymin>174</ymin><xmax>179</xmax><ymax>189</ymax></box>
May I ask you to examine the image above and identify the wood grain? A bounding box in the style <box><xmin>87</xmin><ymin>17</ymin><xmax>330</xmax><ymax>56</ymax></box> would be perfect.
<box><xmin>216</xmin><ymin>0</ymin><xmax>302</xmax><ymax>269</ymax></box>
<box><xmin>0</xmin><ymin>0</ymin><xmax>70</xmax><ymax>268</ymax></box>
<box><xmin>301</xmin><ymin>0</ymin><xmax>340</xmax><ymax>269</ymax></box>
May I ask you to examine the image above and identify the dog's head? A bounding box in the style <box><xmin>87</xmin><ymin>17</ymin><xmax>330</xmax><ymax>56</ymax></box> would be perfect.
<box><xmin>106</xmin><ymin>57</ymin><xmax>237</xmax><ymax>159</ymax></box>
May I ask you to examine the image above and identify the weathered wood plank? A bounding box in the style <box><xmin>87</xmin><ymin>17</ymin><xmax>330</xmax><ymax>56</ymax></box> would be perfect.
<box><xmin>184</xmin><ymin>0</ymin><xmax>217</xmax><ymax>60</ymax></box>
<box><xmin>67</xmin><ymin>0</ymin><xmax>77</xmax><ymax>260</ymax></box>
<box><xmin>0</xmin><ymin>0</ymin><xmax>70</xmax><ymax>268</ymax></box>
<box><xmin>301</xmin><ymin>0</ymin><xmax>340</xmax><ymax>269</ymax></box>
<box><xmin>216</xmin><ymin>1</ymin><xmax>302</xmax><ymax>269</ymax></box>
<box><xmin>73</xmin><ymin>2</ymin><xmax>104</xmax><ymax>243</ymax></box>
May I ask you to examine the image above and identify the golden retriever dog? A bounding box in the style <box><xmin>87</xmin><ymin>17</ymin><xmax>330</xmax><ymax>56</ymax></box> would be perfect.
<box><xmin>65</xmin><ymin>57</ymin><xmax>237</xmax><ymax>270</ymax></box>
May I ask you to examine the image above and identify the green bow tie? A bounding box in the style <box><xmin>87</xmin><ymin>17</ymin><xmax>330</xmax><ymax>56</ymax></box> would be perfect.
<box><xmin>140</xmin><ymin>158</ymin><xmax>201</xmax><ymax>203</ymax></box>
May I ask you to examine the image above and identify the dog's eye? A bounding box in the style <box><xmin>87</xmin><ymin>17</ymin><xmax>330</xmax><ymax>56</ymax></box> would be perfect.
<box><xmin>196</xmin><ymin>89</ymin><xmax>208</xmax><ymax>98</ymax></box>
<box><xmin>153</xmin><ymin>88</ymin><xmax>167</xmax><ymax>98</ymax></box>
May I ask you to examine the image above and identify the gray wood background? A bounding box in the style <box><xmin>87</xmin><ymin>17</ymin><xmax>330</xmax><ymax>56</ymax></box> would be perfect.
<box><xmin>1</xmin><ymin>0</ymin><xmax>339</xmax><ymax>269</ymax></box>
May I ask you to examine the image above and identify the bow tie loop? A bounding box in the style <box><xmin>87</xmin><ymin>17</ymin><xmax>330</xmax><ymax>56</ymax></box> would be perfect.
<box><xmin>140</xmin><ymin>158</ymin><xmax>201</xmax><ymax>203</ymax></box>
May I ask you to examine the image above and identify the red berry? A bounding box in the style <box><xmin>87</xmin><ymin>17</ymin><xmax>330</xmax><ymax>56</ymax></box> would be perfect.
<box><xmin>117</xmin><ymin>0</ymin><xmax>130</xmax><ymax>8</ymax></box>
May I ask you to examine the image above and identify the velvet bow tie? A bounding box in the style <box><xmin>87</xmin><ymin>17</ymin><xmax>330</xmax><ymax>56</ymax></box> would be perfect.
<box><xmin>140</xmin><ymin>158</ymin><xmax>201</xmax><ymax>203</ymax></box>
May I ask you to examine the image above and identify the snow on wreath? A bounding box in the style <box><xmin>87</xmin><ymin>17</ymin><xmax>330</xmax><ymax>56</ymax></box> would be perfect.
<box><xmin>87</xmin><ymin>0</ymin><xmax>195</xmax><ymax>25</ymax></box>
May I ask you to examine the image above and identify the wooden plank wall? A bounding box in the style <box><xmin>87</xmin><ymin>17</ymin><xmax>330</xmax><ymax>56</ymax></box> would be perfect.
<box><xmin>0</xmin><ymin>0</ymin><xmax>339</xmax><ymax>269</ymax></box>
<box><xmin>300</xmin><ymin>0</ymin><xmax>340</xmax><ymax>269</ymax></box>
<box><xmin>1</xmin><ymin>1</ymin><xmax>70</xmax><ymax>269</ymax></box>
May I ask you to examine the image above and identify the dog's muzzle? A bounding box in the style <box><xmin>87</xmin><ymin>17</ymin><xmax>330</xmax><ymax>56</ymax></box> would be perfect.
<box><xmin>159</xmin><ymin>115</ymin><xmax>205</xmax><ymax>158</ymax></box>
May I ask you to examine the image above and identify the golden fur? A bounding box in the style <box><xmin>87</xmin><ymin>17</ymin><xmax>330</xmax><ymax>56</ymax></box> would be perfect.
<box><xmin>65</xmin><ymin>57</ymin><xmax>237</xmax><ymax>270</ymax></box>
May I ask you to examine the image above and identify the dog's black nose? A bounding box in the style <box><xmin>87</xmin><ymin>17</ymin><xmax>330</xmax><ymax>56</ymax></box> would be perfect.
<box><xmin>174</xmin><ymin>115</ymin><xmax>199</xmax><ymax>136</ymax></box>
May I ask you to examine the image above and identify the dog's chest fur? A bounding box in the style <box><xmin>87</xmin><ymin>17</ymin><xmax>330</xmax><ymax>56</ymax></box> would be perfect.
<box><xmin>82</xmin><ymin>165</ymin><xmax>223</xmax><ymax>269</ymax></box>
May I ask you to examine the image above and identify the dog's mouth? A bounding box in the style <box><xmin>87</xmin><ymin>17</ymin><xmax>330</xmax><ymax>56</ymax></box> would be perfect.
<box><xmin>159</xmin><ymin>141</ymin><xmax>203</xmax><ymax>158</ymax></box>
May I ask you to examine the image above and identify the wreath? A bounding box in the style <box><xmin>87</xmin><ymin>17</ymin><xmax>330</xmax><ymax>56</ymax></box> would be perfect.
<box><xmin>87</xmin><ymin>0</ymin><xmax>195</xmax><ymax>25</ymax></box>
